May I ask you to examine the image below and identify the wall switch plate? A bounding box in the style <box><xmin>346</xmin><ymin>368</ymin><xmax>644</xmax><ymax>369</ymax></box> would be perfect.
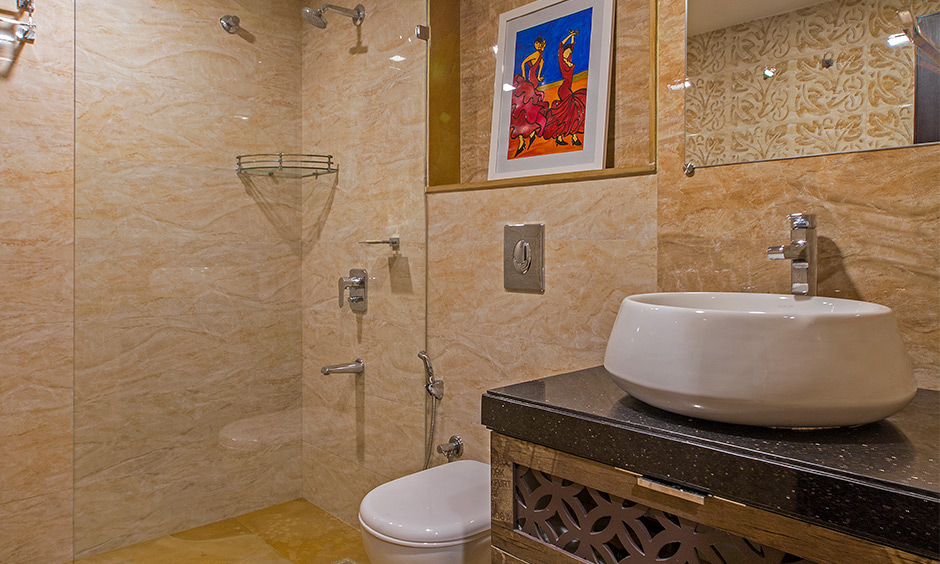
<box><xmin>504</xmin><ymin>224</ymin><xmax>544</xmax><ymax>293</ymax></box>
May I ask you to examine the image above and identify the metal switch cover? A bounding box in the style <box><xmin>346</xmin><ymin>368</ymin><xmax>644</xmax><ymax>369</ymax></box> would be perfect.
<box><xmin>504</xmin><ymin>224</ymin><xmax>544</xmax><ymax>293</ymax></box>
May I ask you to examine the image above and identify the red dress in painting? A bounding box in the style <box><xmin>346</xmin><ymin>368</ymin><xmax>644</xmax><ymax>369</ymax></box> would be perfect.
<box><xmin>542</xmin><ymin>41</ymin><xmax>586</xmax><ymax>141</ymax></box>
<box><xmin>509</xmin><ymin>51</ymin><xmax>549</xmax><ymax>142</ymax></box>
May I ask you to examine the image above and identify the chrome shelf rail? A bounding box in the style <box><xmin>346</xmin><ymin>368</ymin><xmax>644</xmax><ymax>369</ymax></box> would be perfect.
<box><xmin>235</xmin><ymin>153</ymin><xmax>338</xmax><ymax>178</ymax></box>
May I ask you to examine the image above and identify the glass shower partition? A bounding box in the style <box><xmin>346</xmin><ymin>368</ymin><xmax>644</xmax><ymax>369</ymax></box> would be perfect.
<box><xmin>72</xmin><ymin>0</ymin><xmax>427</xmax><ymax>557</ymax></box>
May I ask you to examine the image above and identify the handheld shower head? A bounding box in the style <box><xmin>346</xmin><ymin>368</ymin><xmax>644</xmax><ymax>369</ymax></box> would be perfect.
<box><xmin>302</xmin><ymin>4</ymin><xmax>365</xmax><ymax>28</ymax></box>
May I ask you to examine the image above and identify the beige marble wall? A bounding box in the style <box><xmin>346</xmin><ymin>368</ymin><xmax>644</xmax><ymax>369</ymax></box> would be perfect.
<box><xmin>72</xmin><ymin>0</ymin><xmax>304</xmax><ymax>557</ymax></box>
<box><xmin>299</xmin><ymin>0</ymin><xmax>429</xmax><ymax>526</ymax></box>
<box><xmin>0</xmin><ymin>0</ymin><xmax>75</xmax><ymax>562</ymax></box>
<box><xmin>426</xmin><ymin>0</ymin><xmax>939</xmax><ymax>477</ymax></box>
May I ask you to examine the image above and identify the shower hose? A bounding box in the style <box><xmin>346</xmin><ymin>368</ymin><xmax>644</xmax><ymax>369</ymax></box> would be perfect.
<box><xmin>423</xmin><ymin>391</ymin><xmax>439</xmax><ymax>469</ymax></box>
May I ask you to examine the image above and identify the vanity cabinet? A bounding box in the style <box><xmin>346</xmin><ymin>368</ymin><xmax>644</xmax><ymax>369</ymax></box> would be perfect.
<box><xmin>482</xmin><ymin>367</ymin><xmax>940</xmax><ymax>564</ymax></box>
<box><xmin>490</xmin><ymin>433</ymin><xmax>932</xmax><ymax>564</ymax></box>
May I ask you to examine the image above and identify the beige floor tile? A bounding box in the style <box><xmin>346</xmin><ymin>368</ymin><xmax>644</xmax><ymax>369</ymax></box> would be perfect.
<box><xmin>75</xmin><ymin>518</ymin><xmax>290</xmax><ymax>564</ymax></box>
<box><xmin>75</xmin><ymin>500</ymin><xmax>370</xmax><ymax>564</ymax></box>
<box><xmin>236</xmin><ymin>499</ymin><xmax>371</xmax><ymax>564</ymax></box>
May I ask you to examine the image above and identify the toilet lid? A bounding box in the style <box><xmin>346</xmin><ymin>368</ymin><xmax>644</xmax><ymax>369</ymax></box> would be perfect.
<box><xmin>359</xmin><ymin>460</ymin><xmax>491</xmax><ymax>543</ymax></box>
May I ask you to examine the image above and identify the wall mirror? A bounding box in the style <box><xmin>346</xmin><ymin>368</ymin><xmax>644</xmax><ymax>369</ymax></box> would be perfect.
<box><xmin>684</xmin><ymin>0</ymin><xmax>940</xmax><ymax>170</ymax></box>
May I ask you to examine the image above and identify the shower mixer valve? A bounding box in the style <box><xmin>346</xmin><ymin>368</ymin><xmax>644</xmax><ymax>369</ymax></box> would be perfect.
<box><xmin>338</xmin><ymin>268</ymin><xmax>367</xmax><ymax>313</ymax></box>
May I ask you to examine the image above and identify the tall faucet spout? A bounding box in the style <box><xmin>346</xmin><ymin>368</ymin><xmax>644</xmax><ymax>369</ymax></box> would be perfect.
<box><xmin>767</xmin><ymin>213</ymin><xmax>817</xmax><ymax>296</ymax></box>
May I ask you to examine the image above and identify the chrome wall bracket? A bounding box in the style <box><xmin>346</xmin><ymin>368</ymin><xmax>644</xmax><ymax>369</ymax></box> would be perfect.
<box><xmin>219</xmin><ymin>15</ymin><xmax>240</xmax><ymax>34</ymax></box>
<box><xmin>359</xmin><ymin>237</ymin><xmax>400</xmax><ymax>251</ymax></box>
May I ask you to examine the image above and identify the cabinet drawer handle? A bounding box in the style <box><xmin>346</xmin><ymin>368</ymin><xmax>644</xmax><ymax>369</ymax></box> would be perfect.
<box><xmin>637</xmin><ymin>477</ymin><xmax>706</xmax><ymax>505</ymax></box>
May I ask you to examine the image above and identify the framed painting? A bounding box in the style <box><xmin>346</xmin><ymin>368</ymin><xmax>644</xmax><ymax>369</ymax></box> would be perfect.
<box><xmin>487</xmin><ymin>0</ymin><xmax>615</xmax><ymax>181</ymax></box>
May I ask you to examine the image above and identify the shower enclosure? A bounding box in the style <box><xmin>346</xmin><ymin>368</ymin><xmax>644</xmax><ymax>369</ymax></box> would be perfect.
<box><xmin>71</xmin><ymin>0</ymin><xmax>428</xmax><ymax>557</ymax></box>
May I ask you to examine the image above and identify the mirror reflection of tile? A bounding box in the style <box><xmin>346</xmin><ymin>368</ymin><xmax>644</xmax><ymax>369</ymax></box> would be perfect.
<box><xmin>685</xmin><ymin>0</ymin><xmax>939</xmax><ymax>166</ymax></box>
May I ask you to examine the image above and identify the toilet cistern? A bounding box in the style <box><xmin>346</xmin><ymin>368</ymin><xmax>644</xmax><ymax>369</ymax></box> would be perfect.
<box><xmin>767</xmin><ymin>213</ymin><xmax>817</xmax><ymax>296</ymax></box>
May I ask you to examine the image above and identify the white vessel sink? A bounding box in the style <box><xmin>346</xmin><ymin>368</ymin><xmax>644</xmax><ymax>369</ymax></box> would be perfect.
<box><xmin>603</xmin><ymin>293</ymin><xmax>916</xmax><ymax>427</ymax></box>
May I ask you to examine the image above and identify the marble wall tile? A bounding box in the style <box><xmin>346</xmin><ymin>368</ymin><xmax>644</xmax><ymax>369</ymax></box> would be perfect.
<box><xmin>300</xmin><ymin>0</ymin><xmax>428</xmax><ymax>526</ymax></box>
<box><xmin>75</xmin><ymin>0</ymin><xmax>302</xmax><ymax>94</ymax></box>
<box><xmin>0</xmin><ymin>489</ymin><xmax>73</xmax><ymax>564</ymax></box>
<box><xmin>428</xmin><ymin>238</ymin><xmax>657</xmax><ymax>350</ymax></box>
<box><xmin>76</xmin><ymin>157</ymin><xmax>302</xmax><ymax>244</ymax></box>
<box><xmin>71</xmin><ymin>0</ymin><xmax>305</xmax><ymax>556</ymax></box>
<box><xmin>74</xmin><ymin>311</ymin><xmax>300</xmax><ymax>480</ymax></box>
<box><xmin>0</xmin><ymin>167</ymin><xmax>73</xmax><ymax>243</ymax></box>
<box><xmin>301</xmin><ymin>444</ymin><xmax>389</xmax><ymax>526</ymax></box>
<box><xmin>302</xmin><ymin>372</ymin><xmax>425</xmax><ymax>476</ymax></box>
<box><xmin>0</xmin><ymin>323</ymin><xmax>72</xmax><ymax>505</ymax></box>
<box><xmin>74</xmin><ymin>239</ymin><xmax>301</xmax><ymax>321</ymax></box>
<box><xmin>0</xmin><ymin>240</ymin><xmax>72</xmax><ymax>326</ymax></box>
<box><xmin>0</xmin><ymin>0</ymin><xmax>75</xmax><ymax>561</ymax></box>
<box><xmin>76</xmin><ymin>74</ymin><xmax>301</xmax><ymax>170</ymax></box>
<box><xmin>430</xmin><ymin>328</ymin><xmax>612</xmax><ymax>436</ymax></box>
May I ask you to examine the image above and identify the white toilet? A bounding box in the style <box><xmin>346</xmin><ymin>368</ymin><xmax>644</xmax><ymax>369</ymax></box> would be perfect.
<box><xmin>358</xmin><ymin>460</ymin><xmax>491</xmax><ymax>564</ymax></box>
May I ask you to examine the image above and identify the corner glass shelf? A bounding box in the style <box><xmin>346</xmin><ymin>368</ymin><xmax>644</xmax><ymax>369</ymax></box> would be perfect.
<box><xmin>236</xmin><ymin>153</ymin><xmax>337</xmax><ymax>178</ymax></box>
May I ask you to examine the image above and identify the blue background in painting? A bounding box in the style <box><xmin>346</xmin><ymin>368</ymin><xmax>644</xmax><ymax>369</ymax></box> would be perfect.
<box><xmin>512</xmin><ymin>7</ymin><xmax>593</xmax><ymax>87</ymax></box>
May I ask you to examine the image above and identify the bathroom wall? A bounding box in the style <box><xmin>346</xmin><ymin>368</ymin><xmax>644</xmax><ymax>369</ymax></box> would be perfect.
<box><xmin>685</xmin><ymin>0</ymin><xmax>933</xmax><ymax>165</ymax></box>
<box><xmin>425</xmin><ymin>0</ymin><xmax>939</xmax><ymax>473</ymax></box>
<box><xmin>72</xmin><ymin>0</ymin><xmax>304</xmax><ymax>557</ymax></box>
<box><xmin>299</xmin><ymin>0</ymin><xmax>429</xmax><ymax>525</ymax></box>
<box><xmin>0</xmin><ymin>0</ymin><xmax>75</xmax><ymax>562</ymax></box>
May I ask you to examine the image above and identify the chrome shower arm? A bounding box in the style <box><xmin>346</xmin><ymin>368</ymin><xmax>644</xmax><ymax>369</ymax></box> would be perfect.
<box><xmin>320</xmin><ymin>4</ymin><xmax>360</xmax><ymax>18</ymax></box>
<box><xmin>315</xmin><ymin>3</ymin><xmax>365</xmax><ymax>26</ymax></box>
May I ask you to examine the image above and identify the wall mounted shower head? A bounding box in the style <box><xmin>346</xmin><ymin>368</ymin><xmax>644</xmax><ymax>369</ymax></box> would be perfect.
<box><xmin>301</xmin><ymin>7</ymin><xmax>327</xmax><ymax>28</ymax></box>
<box><xmin>302</xmin><ymin>4</ymin><xmax>365</xmax><ymax>29</ymax></box>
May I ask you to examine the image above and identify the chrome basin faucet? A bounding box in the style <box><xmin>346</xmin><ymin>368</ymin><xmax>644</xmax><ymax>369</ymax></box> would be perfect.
<box><xmin>767</xmin><ymin>213</ymin><xmax>817</xmax><ymax>296</ymax></box>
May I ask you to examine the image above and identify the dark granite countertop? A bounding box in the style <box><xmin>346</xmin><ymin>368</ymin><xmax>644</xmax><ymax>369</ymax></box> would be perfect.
<box><xmin>482</xmin><ymin>366</ymin><xmax>940</xmax><ymax>559</ymax></box>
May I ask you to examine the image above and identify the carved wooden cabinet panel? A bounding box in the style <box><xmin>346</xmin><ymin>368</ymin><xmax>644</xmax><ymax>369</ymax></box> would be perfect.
<box><xmin>513</xmin><ymin>465</ymin><xmax>813</xmax><ymax>564</ymax></box>
<box><xmin>490</xmin><ymin>433</ymin><xmax>937</xmax><ymax>564</ymax></box>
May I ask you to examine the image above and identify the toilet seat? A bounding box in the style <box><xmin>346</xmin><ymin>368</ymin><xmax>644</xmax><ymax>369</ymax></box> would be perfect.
<box><xmin>358</xmin><ymin>460</ymin><xmax>490</xmax><ymax>544</ymax></box>
<box><xmin>358</xmin><ymin>516</ymin><xmax>490</xmax><ymax>548</ymax></box>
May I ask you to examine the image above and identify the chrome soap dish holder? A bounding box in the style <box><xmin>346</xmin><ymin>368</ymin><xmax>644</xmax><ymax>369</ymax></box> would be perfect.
<box><xmin>236</xmin><ymin>153</ymin><xmax>338</xmax><ymax>178</ymax></box>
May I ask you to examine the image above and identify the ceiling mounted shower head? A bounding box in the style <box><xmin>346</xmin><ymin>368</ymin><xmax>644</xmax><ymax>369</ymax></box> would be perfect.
<box><xmin>302</xmin><ymin>4</ymin><xmax>365</xmax><ymax>29</ymax></box>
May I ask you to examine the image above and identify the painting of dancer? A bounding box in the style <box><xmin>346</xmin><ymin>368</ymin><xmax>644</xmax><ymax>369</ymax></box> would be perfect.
<box><xmin>508</xmin><ymin>8</ymin><xmax>593</xmax><ymax>160</ymax></box>
<box><xmin>489</xmin><ymin>0</ymin><xmax>614</xmax><ymax>180</ymax></box>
